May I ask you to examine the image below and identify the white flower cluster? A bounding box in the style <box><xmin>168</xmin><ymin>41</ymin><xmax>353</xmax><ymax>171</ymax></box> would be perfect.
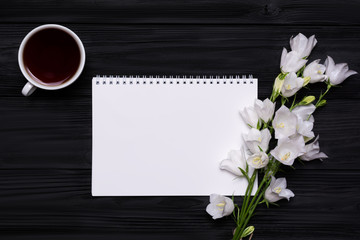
<box><xmin>206</xmin><ymin>33</ymin><xmax>357</xmax><ymax>220</ymax></box>
<box><xmin>277</xmin><ymin>33</ymin><xmax>357</xmax><ymax>98</ymax></box>
<box><xmin>239</xmin><ymin>101</ymin><xmax>328</xmax><ymax>203</ymax></box>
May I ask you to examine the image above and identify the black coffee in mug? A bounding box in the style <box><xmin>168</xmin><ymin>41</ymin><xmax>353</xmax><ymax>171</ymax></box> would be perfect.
<box><xmin>23</xmin><ymin>28</ymin><xmax>81</xmax><ymax>86</ymax></box>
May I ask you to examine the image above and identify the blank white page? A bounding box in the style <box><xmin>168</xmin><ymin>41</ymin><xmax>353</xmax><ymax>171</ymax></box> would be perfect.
<box><xmin>92</xmin><ymin>76</ymin><xmax>257</xmax><ymax>196</ymax></box>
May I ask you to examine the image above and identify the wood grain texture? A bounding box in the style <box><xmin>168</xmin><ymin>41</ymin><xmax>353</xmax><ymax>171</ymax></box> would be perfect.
<box><xmin>0</xmin><ymin>0</ymin><xmax>360</xmax><ymax>239</ymax></box>
<box><xmin>0</xmin><ymin>170</ymin><xmax>359</xmax><ymax>239</ymax></box>
<box><xmin>0</xmin><ymin>97</ymin><xmax>359</xmax><ymax>170</ymax></box>
<box><xmin>1</xmin><ymin>24</ymin><xmax>359</xmax><ymax>99</ymax></box>
<box><xmin>1</xmin><ymin>0</ymin><xmax>360</xmax><ymax>25</ymax></box>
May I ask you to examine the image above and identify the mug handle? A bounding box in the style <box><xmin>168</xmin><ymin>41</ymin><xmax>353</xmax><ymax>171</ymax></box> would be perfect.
<box><xmin>22</xmin><ymin>82</ymin><xmax>37</xmax><ymax>96</ymax></box>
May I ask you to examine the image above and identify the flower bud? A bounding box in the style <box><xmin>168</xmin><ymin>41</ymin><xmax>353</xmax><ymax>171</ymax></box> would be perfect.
<box><xmin>303</xmin><ymin>76</ymin><xmax>311</xmax><ymax>86</ymax></box>
<box><xmin>317</xmin><ymin>99</ymin><xmax>327</xmax><ymax>107</ymax></box>
<box><xmin>273</xmin><ymin>76</ymin><xmax>284</xmax><ymax>94</ymax></box>
<box><xmin>241</xmin><ymin>226</ymin><xmax>255</xmax><ymax>238</ymax></box>
<box><xmin>299</xmin><ymin>96</ymin><xmax>315</xmax><ymax>106</ymax></box>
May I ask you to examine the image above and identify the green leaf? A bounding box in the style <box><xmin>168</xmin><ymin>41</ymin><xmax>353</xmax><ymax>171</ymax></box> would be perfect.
<box><xmin>232</xmin><ymin>202</ymin><xmax>238</xmax><ymax>219</ymax></box>
<box><xmin>239</xmin><ymin>167</ymin><xmax>250</xmax><ymax>182</ymax></box>
<box><xmin>297</xmin><ymin>158</ymin><xmax>305</xmax><ymax>166</ymax></box>
<box><xmin>237</xmin><ymin>206</ymin><xmax>240</xmax><ymax>223</ymax></box>
<box><xmin>303</xmin><ymin>85</ymin><xmax>311</xmax><ymax>90</ymax></box>
<box><xmin>269</xmin><ymin>201</ymin><xmax>280</xmax><ymax>207</ymax></box>
<box><xmin>258</xmin><ymin>145</ymin><xmax>263</xmax><ymax>152</ymax></box>
<box><xmin>296</xmin><ymin>64</ymin><xmax>306</xmax><ymax>77</ymax></box>
<box><xmin>279</xmin><ymin>72</ymin><xmax>289</xmax><ymax>80</ymax></box>
<box><xmin>256</xmin><ymin>120</ymin><xmax>262</xmax><ymax>130</ymax></box>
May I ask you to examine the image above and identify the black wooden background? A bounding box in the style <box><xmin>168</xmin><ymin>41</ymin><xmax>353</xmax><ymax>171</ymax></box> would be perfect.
<box><xmin>1</xmin><ymin>1</ymin><xmax>360</xmax><ymax>239</ymax></box>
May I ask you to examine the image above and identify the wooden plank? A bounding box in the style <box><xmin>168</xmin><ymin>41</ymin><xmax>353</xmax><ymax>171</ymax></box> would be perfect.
<box><xmin>1</xmin><ymin>24</ymin><xmax>359</xmax><ymax>99</ymax></box>
<box><xmin>0</xmin><ymin>96</ymin><xmax>359</xmax><ymax>170</ymax></box>
<box><xmin>1</xmin><ymin>0</ymin><xmax>360</xmax><ymax>25</ymax></box>
<box><xmin>0</xmin><ymin>1</ymin><xmax>359</xmax><ymax>239</ymax></box>
<box><xmin>0</xmin><ymin>169</ymin><xmax>358</xmax><ymax>239</ymax></box>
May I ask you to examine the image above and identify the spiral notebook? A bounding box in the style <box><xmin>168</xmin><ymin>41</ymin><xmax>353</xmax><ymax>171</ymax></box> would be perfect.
<box><xmin>92</xmin><ymin>75</ymin><xmax>258</xmax><ymax>196</ymax></box>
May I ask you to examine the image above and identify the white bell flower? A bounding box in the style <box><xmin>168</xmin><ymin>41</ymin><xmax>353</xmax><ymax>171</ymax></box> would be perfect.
<box><xmin>220</xmin><ymin>150</ymin><xmax>248</xmax><ymax>177</ymax></box>
<box><xmin>280</xmin><ymin>48</ymin><xmax>308</xmax><ymax>73</ymax></box>
<box><xmin>293</xmin><ymin>107</ymin><xmax>315</xmax><ymax>139</ymax></box>
<box><xmin>296</xmin><ymin>118</ymin><xmax>315</xmax><ymax>139</ymax></box>
<box><xmin>324</xmin><ymin>56</ymin><xmax>357</xmax><ymax>85</ymax></box>
<box><xmin>254</xmin><ymin>98</ymin><xmax>276</xmax><ymax>123</ymax></box>
<box><xmin>265</xmin><ymin>176</ymin><xmax>295</xmax><ymax>203</ymax></box>
<box><xmin>281</xmin><ymin>72</ymin><xmax>304</xmax><ymax>97</ymax></box>
<box><xmin>240</xmin><ymin>106</ymin><xmax>260</xmax><ymax>128</ymax></box>
<box><xmin>291</xmin><ymin>104</ymin><xmax>316</xmax><ymax>123</ymax></box>
<box><xmin>300</xmin><ymin>135</ymin><xmax>328</xmax><ymax>161</ymax></box>
<box><xmin>303</xmin><ymin>59</ymin><xmax>327</xmax><ymax>83</ymax></box>
<box><xmin>206</xmin><ymin>194</ymin><xmax>234</xmax><ymax>219</ymax></box>
<box><xmin>289</xmin><ymin>33</ymin><xmax>317</xmax><ymax>59</ymax></box>
<box><xmin>272</xmin><ymin>105</ymin><xmax>298</xmax><ymax>139</ymax></box>
<box><xmin>243</xmin><ymin>128</ymin><xmax>271</xmax><ymax>154</ymax></box>
<box><xmin>246</xmin><ymin>152</ymin><xmax>269</xmax><ymax>169</ymax></box>
<box><xmin>270</xmin><ymin>135</ymin><xmax>306</xmax><ymax>166</ymax></box>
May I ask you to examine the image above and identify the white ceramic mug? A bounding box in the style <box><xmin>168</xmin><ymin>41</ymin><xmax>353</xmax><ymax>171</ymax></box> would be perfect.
<box><xmin>18</xmin><ymin>24</ymin><xmax>86</xmax><ymax>96</ymax></box>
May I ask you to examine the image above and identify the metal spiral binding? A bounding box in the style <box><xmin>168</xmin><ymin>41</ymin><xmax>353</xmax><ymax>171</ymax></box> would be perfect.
<box><xmin>94</xmin><ymin>75</ymin><xmax>255</xmax><ymax>85</ymax></box>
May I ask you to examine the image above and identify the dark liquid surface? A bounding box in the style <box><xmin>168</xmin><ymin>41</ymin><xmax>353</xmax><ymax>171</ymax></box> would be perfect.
<box><xmin>23</xmin><ymin>28</ymin><xmax>81</xmax><ymax>86</ymax></box>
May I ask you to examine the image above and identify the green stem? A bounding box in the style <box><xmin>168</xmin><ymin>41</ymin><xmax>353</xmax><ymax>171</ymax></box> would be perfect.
<box><xmin>233</xmin><ymin>160</ymin><xmax>280</xmax><ymax>240</ymax></box>
<box><xmin>289</xmin><ymin>94</ymin><xmax>297</xmax><ymax>111</ymax></box>
<box><xmin>262</xmin><ymin>122</ymin><xmax>268</xmax><ymax>130</ymax></box>
<box><xmin>241</xmin><ymin>181</ymin><xmax>270</xmax><ymax>231</ymax></box>
<box><xmin>315</xmin><ymin>84</ymin><xmax>332</xmax><ymax>107</ymax></box>
<box><xmin>233</xmin><ymin>169</ymin><xmax>271</xmax><ymax>240</ymax></box>
<box><xmin>242</xmin><ymin>171</ymin><xmax>269</xmax><ymax>217</ymax></box>
<box><xmin>238</xmin><ymin>171</ymin><xmax>257</xmax><ymax>225</ymax></box>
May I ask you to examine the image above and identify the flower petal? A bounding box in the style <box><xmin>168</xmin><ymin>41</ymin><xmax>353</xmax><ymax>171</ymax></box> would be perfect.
<box><xmin>280</xmin><ymin>48</ymin><xmax>288</xmax><ymax>70</ymax></box>
<box><xmin>220</xmin><ymin>158</ymin><xmax>242</xmax><ymax>176</ymax></box>
<box><xmin>344</xmin><ymin>70</ymin><xmax>358</xmax><ymax>79</ymax></box>
<box><xmin>209</xmin><ymin>193</ymin><xmax>221</xmax><ymax>203</ymax></box>
<box><xmin>220</xmin><ymin>150</ymin><xmax>247</xmax><ymax>176</ymax></box>
<box><xmin>272</xmin><ymin>105</ymin><xmax>298</xmax><ymax>139</ymax></box>
<box><xmin>274</xmin><ymin>177</ymin><xmax>287</xmax><ymax>190</ymax></box>
<box><xmin>325</xmin><ymin>56</ymin><xmax>335</xmax><ymax>73</ymax></box>
<box><xmin>223</xmin><ymin>197</ymin><xmax>235</xmax><ymax>216</ymax></box>
<box><xmin>278</xmin><ymin>188</ymin><xmax>295</xmax><ymax>201</ymax></box>
<box><xmin>292</xmin><ymin>104</ymin><xmax>316</xmax><ymax>122</ymax></box>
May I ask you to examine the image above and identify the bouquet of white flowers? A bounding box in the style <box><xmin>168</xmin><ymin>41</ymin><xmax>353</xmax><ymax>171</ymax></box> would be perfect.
<box><xmin>206</xmin><ymin>33</ymin><xmax>357</xmax><ymax>240</ymax></box>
